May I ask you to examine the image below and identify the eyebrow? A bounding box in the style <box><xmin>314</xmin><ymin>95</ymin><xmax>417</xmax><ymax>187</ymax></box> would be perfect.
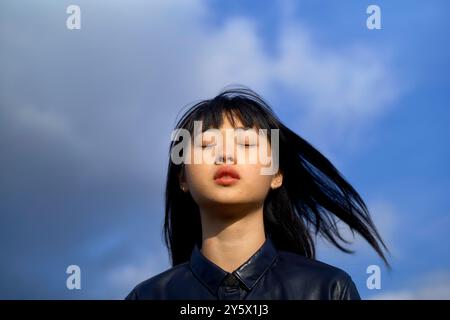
<box><xmin>194</xmin><ymin>126</ymin><xmax>256</xmax><ymax>137</ymax></box>
<box><xmin>198</xmin><ymin>126</ymin><xmax>255</xmax><ymax>132</ymax></box>
<box><xmin>233</xmin><ymin>126</ymin><xmax>254</xmax><ymax>130</ymax></box>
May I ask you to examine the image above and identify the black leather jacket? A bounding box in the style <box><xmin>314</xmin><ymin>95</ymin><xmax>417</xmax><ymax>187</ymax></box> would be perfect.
<box><xmin>125</xmin><ymin>237</ymin><xmax>361</xmax><ymax>300</ymax></box>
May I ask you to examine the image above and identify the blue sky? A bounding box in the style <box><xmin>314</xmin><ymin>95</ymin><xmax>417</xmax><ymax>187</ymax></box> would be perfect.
<box><xmin>0</xmin><ymin>0</ymin><xmax>449</xmax><ymax>299</ymax></box>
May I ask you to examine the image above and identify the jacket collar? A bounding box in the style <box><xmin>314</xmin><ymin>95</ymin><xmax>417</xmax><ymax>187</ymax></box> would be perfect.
<box><xmin>189</xmin><ymin>237</ymin><xmax>278</xmax><ymax>296</ymax></box>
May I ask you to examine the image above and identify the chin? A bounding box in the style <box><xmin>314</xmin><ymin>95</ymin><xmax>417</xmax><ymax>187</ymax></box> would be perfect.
<box><xmin>204</xmin><ymin>194</ymin><xmax>247</xmax><ymax>206</ymax></box>
<box><xmin>211</xmin><ymin>195</ymin><xmax>245</xmax><ymax>204</ymax></box>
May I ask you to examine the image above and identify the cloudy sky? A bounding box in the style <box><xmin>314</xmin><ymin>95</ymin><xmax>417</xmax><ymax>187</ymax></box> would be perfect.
<box><xmin>0</xmin><ymin>0</ymin><xmax>449</xmax><ymax>299</ymax></box>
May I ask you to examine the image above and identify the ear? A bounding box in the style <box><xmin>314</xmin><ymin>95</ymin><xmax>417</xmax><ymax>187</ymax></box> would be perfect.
<box><xmin>178</xmin><ymin>165</ymin><xmax>189</xmax><ymax>192</ymax></box>
<box><xmin>270</xmin><ymin>170</ymin><xmax>283</xmax><ymax>190</ymax></box>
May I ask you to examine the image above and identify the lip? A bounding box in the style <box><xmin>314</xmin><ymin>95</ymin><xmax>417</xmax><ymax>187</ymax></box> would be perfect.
<box><xmin>213</xmin><ymin>166</ymin><xmax>240</xmax><ymax>186</ymax></box>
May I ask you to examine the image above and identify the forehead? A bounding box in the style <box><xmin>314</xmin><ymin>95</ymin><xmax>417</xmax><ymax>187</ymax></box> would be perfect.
<box><xmin>220</xmin><ymin>114</ymin><xmax>244</xmax><ymax>128</ymax></box>
<box><xmin>208</xmin><ymin>112</ymin><xmax>257</xmax><ymax>132</ymax></box>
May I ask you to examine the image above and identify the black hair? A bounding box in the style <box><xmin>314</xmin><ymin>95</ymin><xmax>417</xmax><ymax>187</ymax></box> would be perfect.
<box><xmin>164</xmin><ymin>86</ymin><xmax>390</xmax><ymax>268</ymax></box>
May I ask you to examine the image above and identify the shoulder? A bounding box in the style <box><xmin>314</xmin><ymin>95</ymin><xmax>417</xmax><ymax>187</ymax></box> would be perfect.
<box><xmin>276</xmin><ymin>250</ymin><xmax>349</xmax><ymax>279</ymax></box>
<box><xmin>274</xmin><ymin>250</ymin><xmax>361</xmax><ymax>299</ymax></box>
<box><xmin>125</xmin><ymin>262</ymin><xmax>190</xmax><ymax>300</ymax></box>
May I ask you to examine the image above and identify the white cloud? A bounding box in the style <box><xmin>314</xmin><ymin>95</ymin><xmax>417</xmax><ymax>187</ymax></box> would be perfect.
<box><xmin>370</xmin><ymin>270</ymin><xmax>450</xmax><ymax>300</ymax></box>
<box><xmin>272</xmin><ymin>25</ymin><xmax>400</xmax><ymax>148</ymax></box>
<box><xmin>316</xmin><ymin>199</ymin><xmax>398</xmax><ymax>253</ymax></box>
<box><xmin>313</xmin><ymin>198</ymin><xmax>402</xmax><ymax>287</ymax></box>
<box><xmin>104</xmin><ymin>251</ymin><xmax>169</xmax><ymax>299</ymax></box>
<box><xmin>197</xmin><ymin>16</ymin><xmax>273</xmax><ymax>95</ymax></box>
<box><xmin>1</xmin><ymin>0</ymin><xmax>401</xmax><ymax>173</ymax></box>
<box><xmin>193</xmin><ymin>1</ymin><xmax>401</xmax><ymax>151</ymax></box>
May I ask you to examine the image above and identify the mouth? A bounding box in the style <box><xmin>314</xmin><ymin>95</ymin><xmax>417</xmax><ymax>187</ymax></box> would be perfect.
<box><xmin>213</xmin><ymin>166</ymin><xmax>240</xmax><ymax>186</ymax></box>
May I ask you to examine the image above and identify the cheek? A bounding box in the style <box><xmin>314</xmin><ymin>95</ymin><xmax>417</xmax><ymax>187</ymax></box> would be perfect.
<box><xmin>184</xmin><ymin>164</ymin><xmax>211</xmax><ymax>188</ymax></box>
<box><xmin>240</xmin><ymin>165</ymin><xmax>273</xmax><ymax>191</ymax></box>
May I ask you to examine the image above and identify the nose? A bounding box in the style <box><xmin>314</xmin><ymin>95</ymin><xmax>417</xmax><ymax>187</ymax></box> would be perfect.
<box><xmin>215</xmin><ymin>153</ymin><xmax>235</xmax><ymax>164</ymax></box>
<box><xmin>215</xmin><ymin>139</ymin><xmax>236</xmax><ymax>165</ymax></box>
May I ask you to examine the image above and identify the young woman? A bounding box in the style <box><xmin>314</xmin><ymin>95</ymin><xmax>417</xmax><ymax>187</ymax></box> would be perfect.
<box><xmin>126</xmin><ymin>87</ymin><xmax>389</xmax><ymax>300</ymax></box>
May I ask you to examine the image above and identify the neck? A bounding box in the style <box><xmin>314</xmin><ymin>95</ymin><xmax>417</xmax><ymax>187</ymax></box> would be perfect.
<box><xmin>199</xmin><ymin>204</ymin><xmax>266</xmax><ymax>273</ymax></box>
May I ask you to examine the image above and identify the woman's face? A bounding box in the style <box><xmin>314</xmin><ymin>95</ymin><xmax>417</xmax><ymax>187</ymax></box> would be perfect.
<box><xmin>179</xmin><ymin>114</ymin><xmax>282</xmax><ymax>215</ymax></box>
